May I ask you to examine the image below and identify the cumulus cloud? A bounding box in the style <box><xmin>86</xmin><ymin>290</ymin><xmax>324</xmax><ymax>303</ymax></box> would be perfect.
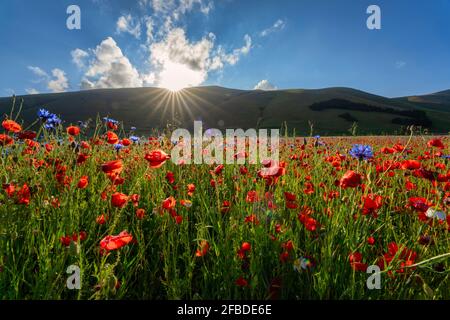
<box><xmin>28</xmin><ymin>66</ymin><xmax>48</xmax><ymax>79</ymax></box>
<box><xmin>254</xmin><ymin>80</ymin><xmax>277</xmax><ymax>91</ymax></box>
<box><xmin>48</xmin><ymin>69</ymin><xmax>69</xmax><ymax>92</ymax></box>
<box><xmin>27</xmin><ymin>66</ymin><xmax>69</xmax><ymax>93</ymax></box>
<box><xmin>146</xmin><ymin>0</ymin><xmax>212</xmax><ymax>18</ymax></box>
<box><xmin>148</xmin><ymin>28</ymin><xmax>251</xmax><ymax>89</ymax></box>
<box><xmin>116</xmin><ymin>14</ymin><xmax>141</xmax><ymax>39</ymax></box>
<box><xmin>260</xmin><ymin>19</ymin><xmax>286</xmax><ymax>37</ymax></box>
<box><xmin>71</xmin><ymin>48</ymin><xmax>89</xmax><ymax>68</ymax></box>
<box><xmin>26</xmin><ymin>88</ymin><xmax>40</xmax><ymax>95</ymax></box>
<box><xmin>81</xmin><ymin>37</ymin><xmax>144</xmax><ymax>89</ymax></box>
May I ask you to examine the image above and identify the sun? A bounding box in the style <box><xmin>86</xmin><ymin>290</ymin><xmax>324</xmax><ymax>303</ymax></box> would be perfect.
<box><xmin>158</xmin><ymin>61</ymin><xmax>204</xmax><ymax>92</ymax></box>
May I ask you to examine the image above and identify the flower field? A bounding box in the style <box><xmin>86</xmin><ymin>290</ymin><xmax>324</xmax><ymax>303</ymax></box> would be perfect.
<box><xmin>0</xmin><ymin>109</ymin><xmax>449</xmax><ymax>300</ymax></box>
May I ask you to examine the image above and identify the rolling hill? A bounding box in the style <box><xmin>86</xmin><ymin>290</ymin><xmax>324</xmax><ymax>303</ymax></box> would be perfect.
<box><xmin>0</xmin><ymin>86</ymin><xmax>448</xmax><ymax>135</ymax></box>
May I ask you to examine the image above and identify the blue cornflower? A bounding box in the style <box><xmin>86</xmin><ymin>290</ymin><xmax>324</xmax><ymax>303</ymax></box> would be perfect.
<box><xmin>114</xmin><ymin>143</ymin><xmax>124</xmax><ymax>151</ymax></box>
<box><xmin>314</xmin><ymin>135</ymin><xmax>321</xmax><ymax>139</ymax></box>
<box><xmin>349</xmin><ymin>144</ymin><xmax>374</xmax><ymax>160</ymax></box>
<box><xmin>78</xmin><ymin>121</ymin><xmax>88</xmax><ymax>129</ymax></box>
<box><xmin>130</xmin><ymin>135</ymin><xmax>140</xmax><ymax>143</ymax></box>
<box><xmin>130</xmin><ymin>126</ymin><xmax>136</xmax><ymax>131</ymax></box>
<box><xmin>37</xmin><ymin>108</ymin><xmax>52</xmax><ymax>120</ymax></box>
<box><xmin>103</xmin><ymin>117</ymin><xmax>118</xmax><ymax>124</ymax></box>
<box><xmin>441</xmin><ymin>154</ymin><xmax>450</xmax><ymax>160</ymax></box>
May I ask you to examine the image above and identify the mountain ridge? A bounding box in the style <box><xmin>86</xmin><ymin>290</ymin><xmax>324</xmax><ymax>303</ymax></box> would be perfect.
<box><xmin>0</xmin><ymin>86</ymin><xmax>448</xmax><ymax>135</ymax></box>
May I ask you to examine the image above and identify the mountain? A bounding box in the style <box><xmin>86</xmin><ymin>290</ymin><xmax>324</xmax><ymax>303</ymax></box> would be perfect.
<box><xmin>0</xmin><ymin>86</ymin><xmax>449</xmax><ymax>135</ymax></box>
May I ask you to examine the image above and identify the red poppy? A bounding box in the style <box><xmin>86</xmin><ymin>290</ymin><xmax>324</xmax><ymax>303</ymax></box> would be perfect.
<box><xmin>187</xmin><ymin>183</ymin><xmax>195</xmax><ymax>196</ymax></box>
<box><xmin>96</xmin><ymin>214</ymin><xmax>107</xmax><ymax>225</ymax></box>
<box><xmin>101</xmin><ymin>160</ymin><xmax>123</xmax><ymax>175</ymax></box>
<box><xmin>77</xmin><ymin>176</ymin><xmax>89</xmax><ymax>189</ymax></box>
<box><xmin>0</xmin><ymin>134</ymin><xmax>13</xmax><ymax>146</ymax></box>
<box><xmin>284</xmin><ymin>192</ymin><xmax>296</xmax><ymax>201</ymax></box>
<box><xmin>111</xmin><ymin>192</ymin><xmax>128</xmax><ymax>208</ymax></box>
<box><xmin>195</xmin><ymin>240</ymin><xmax>210</xmax><ymax>257</ymax></box>
<box><xmin>2</xmin><ymin>120</ymin><xmax>22</xmax><ymax>133</ymax></box>
<box><xmin>16</xmin><ymin>130</ymin><xmax>36</xmax><ymax>140</ymax></box>
<box><xmin>16</xmin><ymin>184</ymin><xmax>30</xmax><ymax>205</ymax></box>
<box><xmin>401</xmin><ymin>160</ymin><xmax>421</xmax><ymax>170</ymax></box>
<box><xmin>66</xmin><ymin>126</ymin><xmax>80</xmax><ymax>136</ymax></box>
<box><xmin>100</xmin><ymin>230</ymin><xmax>133</xmax><ymax>251</ymax></box>
<box><xmin>427</xmin><ymin>138</ymin><xmax>445</xmax><ymax>149</ymax></box>
<box><xmin>166</xmin><ymin>171</ymin><xmax>175</xmax><ymax>184</ymax></box>
<box><xmin>121</xmin><ymin>138</ymin><xmax>131</xmax><ymax>146</ymax></box>
<box><xmin>349</xmin><ymin>252</ymin><xmax>368</xmax><ymax>272</ymax></box>
<box><xmin>339</xmin><ymin>170</ymin><xmax>362</xmax><ymax>188</ymax></box>
<box><xmin>106</xmin><ymin>131</ymin><xmax>119</xmax><ymax>144</ymax></box>
<box><xmin>361</xmin><ymin>194</ymin><xmax>383</xmax><ymax>216</ymax></box>
<box><xmin>162</xmin><ymin>196</ymin><xmax>176</xmax><ymax>210</ymax></box>
<box><xmin>144</xmin><ymin>150</ymin><xmax>171</xmax><ymax>168</ymax></box>
<box><xmin>77</xmin><ymin>153</ymin><xmax>90</xmax><ymax>165</ymax></box>
<box><xmin>246</xmin><ymin>190</ymin><xmax>259</xmax><ymax>203</ymax></box>
<box><xmin>235</xmin><ymin>276</ymin><xmax>248</xmax><ymax>287</ymax></box>
<box><xmin>367</xmin><ymin>236</ymin><xmax>376</xmax><ymax>245</ymax></box>
<box><xmin>136</xmin><ymin>208</ymin><xmax>145</xmax><ymax>219</ymax></box>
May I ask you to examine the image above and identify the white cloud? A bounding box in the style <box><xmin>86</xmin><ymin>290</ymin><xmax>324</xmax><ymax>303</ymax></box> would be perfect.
<box><xmin>27</xmin><ymin>66</ymin><xmax>69</xmax><ymax>93</ymax></box>
<box><xmin>260</xmin><ymin>19</ymin><xmax>286</xmax><ymax>37</ymax></box>
<box><xmin>27</xmin><ymin>66</ymin><xmax>48</xmax><ymax>78</ymax></box>
<box><xmin>81</xmin><ymin>37</ymin><xmax>144</xmax><ymax>89</ymax></box>
<box><xmin>148</xmin><ymin>28</ymin><xmax>251</xmax><ymax>89</ymax></box>
<box><xmin>144</xmin><ymin>16</ymin><xmax>154</xmax><ymax>43</ymax></box>
<box><xmin>71</xmin><ymin>48</ymin><xmax>89</xmax><ymax>68</ymax></box>
<box><xmin>254</xmin><ymin>79</ymin><xmax>277</xmax><ymax>91</ymax></box>
<box><xmin>48</xmin><ymin>69</ymin><xmax>69</xmax><ymax>93</ymax></box>
<box><xmin>116</xmin><ymin>14</ymin><xmax>142</xmax><ymax>39</ymax></box>
<box><xmin>26</xmin><ymin>88</ymin><xmax>40</xmax><ymax>95</ymax></box>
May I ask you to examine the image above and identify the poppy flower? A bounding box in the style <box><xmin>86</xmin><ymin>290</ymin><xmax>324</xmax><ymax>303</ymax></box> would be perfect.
<box><xmin>96</xmin><ymin>214</ymin><xmax>107</xmax><ymax>225</ymax></box>
<box><xmin>144</xmin><ymin>150</ymin><xmax>171</xmax><ymax>168</ymax></box>
<box><xmin>16</xmin><ymin>184</ymin><xmax>30</xmax><ymax>205</ymax></box>
<box><xmin>136</xmin><ymin>208</ymin><xmax>146</xmax><ymax>219</ymax></box>
<box><xmin>187</xmin><ymin>183</ymin><xmax>195</xmax><ymax>196</ymax></box>
<box><xmin>111</xmin><ymin>192</ymin><xmax>128</xmax><ymax>208</ymax></box>
<box><xmin>401</xmin><ymin>160</ymin><xmax>421</xmax><ymax>170</ymax></box>
<box><xmin>246</xmin><ymin>190</ymin><xmax>259</xmax><ymax>203</ymax></box>
<box><xmin>162</xmin><ymin>196</ymin><xmax>176</xmax><ymax>210</ymax></box>
<box><xmin>235</xmin><ymin>276</ymin><xmax>248</xmax><ymax>287</ymax></box>
<box><xmin>195</xmin><ymin>240</ymin><xmax>210</xmax><ymax>257</ymax></box>
<box><xmin>106</xmin><ymin>131</ymin><xmax>119</xmax><ymax>144</ymax></box>
<box><xmin>349</xmin><ymin>252</ymin><xmax>368</xmax><ymax>272</ymax></box>
<box><xmin>0</xmin><ymin>134</ymin><xmax>13</xmax><ymax>146</ymax></box>
<box><xmin>101</xmin><ymin>160</ymin><xmax>123</xmax><ymax>175</ymax></box>
<box><xmin>361</xmin><ymin>194</ymin><xmax>383</xmax><ymax>216</ymax></box>
<box><xmin>121</xmin><ymin>138</ymin><xmax>131</xmax><ymax>146</ymax></box>
<box><xmin>77</xmin><ymin>176</ymin><xmax>89</xmax><ymax>189</ymax></box>
<box><xmin>427</xmin><ymin>138</ymin><xmax>445</xmax><ymax>149</ymax></box>
<box><xmin>66</xmin><ymin>126</ymin><xmax>80</xmax><ymax>136</ymax></box>
<box><xmin>339</xmin><ymin>170</ymin><xmax>362</xmax><ymax>188</ymax></box>
<box><xmin>2</xmin><ymin>120</ymin><xmax>22</xmax><ymax>133</ymax></box>
<box><xmin>16</xmin><ymin>130</ymin><xmax>36</xmax><ymax>140</ymax></box>
<box><xmin>100</xmin><ymin>230</ymin><xmax>133</xmax><ymax>251</ymax></box>
<box><xmin>166</xmin><ymin>171</ymin><xmax>175</xmax><ymax>184</ymax></box>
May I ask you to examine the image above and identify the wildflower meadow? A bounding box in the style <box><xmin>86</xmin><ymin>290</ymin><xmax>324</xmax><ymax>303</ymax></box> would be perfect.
<box><xmin>0</xmin><ymin>106</ymin><xmax>449</xmax><ymax>300</ymax></box>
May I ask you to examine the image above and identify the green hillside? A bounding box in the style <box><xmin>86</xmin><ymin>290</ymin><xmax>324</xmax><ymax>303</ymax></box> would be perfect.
<box><xmin>0</xmin><ymin>86</ymin><xmax>448</xmax><ymax>135</ymax></box>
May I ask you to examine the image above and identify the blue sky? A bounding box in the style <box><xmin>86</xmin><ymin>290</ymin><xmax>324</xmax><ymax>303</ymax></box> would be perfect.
<box><xmin>0</xmin><ymin>0</ymin><xmax>449</xmax><ymax>97</ymax></box>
